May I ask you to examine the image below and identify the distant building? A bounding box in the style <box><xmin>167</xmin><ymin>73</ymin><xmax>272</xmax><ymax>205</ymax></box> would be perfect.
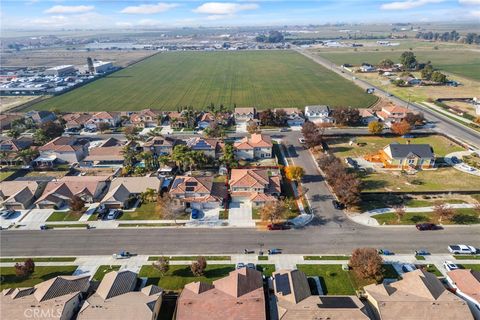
<box><xmin>274</xmin><ymin>108</ymin><xmax>305</xmax><ymax>127</ymax></box>
<box><xmin>25</xmin><ymin>110</ymin><xmax>56</xmax><ymax>124</ymax></box>
<box><xmin>359</xmin><ymin>109</ymin><xmax>379</xmax><ymax>125</ymax></box>
<box><xmin>44</xmin><ymin>65</ymin><xmax>76</xmax><ymax>76</ymax></box>
<box><xmin>143</xmin><ymin>135</ymin><xmax>175</xmax><ymax>156</ymax></box>
<box><xmin>130</xmin><ymin>109</ymin><xmax>162</xmax><ymax>128</ymax></box>
<box><xmin>85</xmin><ymin>111</ymin><xmax>121</xmax><ymax>129</ymax></box>
<box><xmin>304</xmin><ymin>105</ymin><xmax>334</xmax><ymax>124</ymax></box>
<box><xmin>83</xmin><ymin>61</ymin><xmax>113</xmax><ymax>74</ymax></box>
<box><xmin>376</xmin><ymin>105</ymin><xmax>413</xmax><ymax>127</ymax></box>
<box><xmin>186</xmin><ymin>137</ymin><xmax>222</xmax><ymax>158</ymax></box>
<box><xmin>81</xmin><ymin>138</ymin><xmax>128</xmax><ymax>168</ymax></box>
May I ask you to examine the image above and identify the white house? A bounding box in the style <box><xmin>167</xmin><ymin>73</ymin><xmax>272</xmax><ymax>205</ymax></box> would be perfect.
<box><xmin>85</xmin><ymin>111</ymin><xmax>121</xmax><ymax>130</ymax></box>
<box><xmin>234</xmin><ymin>107</ymin><xmax>256</xmax><ymax>124</ymax></box>
<box><xmin>304</xmin><ymin>105</ymin><xmax>334</xmax><ymax>124</ymax></box>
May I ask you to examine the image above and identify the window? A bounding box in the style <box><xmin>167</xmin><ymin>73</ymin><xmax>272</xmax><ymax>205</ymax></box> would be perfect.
<box><xmin>408</xmin><ymin>159</ymin><xmax>415</xmax><ymax>165</ymax></box>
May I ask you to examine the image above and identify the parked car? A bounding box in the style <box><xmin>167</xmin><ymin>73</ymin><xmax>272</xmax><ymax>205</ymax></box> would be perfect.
<box><xmin>402</xmin><ymin>263</ymin><xmax>416</xmax><ymax>273</ymax></box>
<box><xmin>267</xmin><ymin>223</ymin><xmax>291</xmax><ymax>230</ymax></box>
<box><xmin>415</xmin><ymin>249</ymin><xmax>430</xmax><ymax>256</ymax></box>
<box><xmin>416</xmin><ymin>223</ymin><xmax>441</xmax><ymax>231</ymax></box>
<box><xmin>113</xmin><ymin>251</ymin><xmax>132</xmax><ymax>259</ymax></box>
<box><xmin>236</xmin><ymin>262</ymin><xmax>246</xmax><ymax>269</ymax></box>
<box><xmin>268</xmin><ymin>248</ymin><xmax>282</xmax><ymax>255</ymax></box>
<box><xmin>280</xmin><ymin>128</ymin><xmax>290</xmax><ymax>132</ymax></box>
<box><xmin>448</xmin><ymin>244</ymin><xmax>477</xmax><ymax>255</ymax></box>
<box><xmin>0</xmin><ymin>210</ymin><xmax>16</xmax><ymax>219</ymax></box>
<box><xmin>40</xmin><ymin>225</ymin><xmax>48</xmax><ymax>230</ymax></box>
<box><xmin>378</xmin><ymin>249</ymin><xmax>394</xmax><ymax>255</ymax></box>
<box><xmin>191</xmin><ymin>209</ymin><xmax>201</xmax><ymax>219</ymax></box>
<box><xmin>450</xmin><ymin>156</ymin><xmax>460</xmax><ymax>164</ymax></box>
<box><xmin>106</xmin><ymin>209</ymin><xmax>122</xmax><ymax>220</ymax></box>
<box><xmin>246</xmin><ymin>263</ymin><xmax>256</xmax><ymax>269</ymax></box>
<box><xmin>443</xmin><ymin>260</ymin><xmax>460</xmax><ymax>271</ymax></box>
<box><xmin>332</xmin><ymin>200</ymin><xmax>345</xmax><ymax>210</ymax></box>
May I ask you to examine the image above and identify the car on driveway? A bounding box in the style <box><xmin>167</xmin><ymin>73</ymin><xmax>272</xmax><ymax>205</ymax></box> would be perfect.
<box><xmin>450</xmin><ymin>156</ymin><xmax>460</xmax><ymax>164</ymax></box>
<box><xmin>236</xmin><ymin>262</ymin><xmax>246</xmax><ymax>269</ymax></box>
<box><xmin>443</xmin><ymin>261</ymin><xmax>460</xmax><ymax>271</ymax></box>
<box><xmin>448</xmin><ymin>244</ymin><xmax>477</xmax><ymax>255</ymax></box>
<box><xmin>332</xmin><ymin>200</ymin><xmax>345</xmax><ymax>210</ymax></box>
<box><xmin>268</xmin><ymin>248</ymin><xmax>282</xmax><ymax>255</ymax></box>
<box><xmin>415</xmin><ymin>249</ymin><xmax>430</xmax><ymax>256</ymax></box>
<box><xmin>402</xmin><ymin>264</ymin><xmax>416</xmax><ymax>273</ymax></box>
<box><xmin>106</xmin><ymin>209</ymin><xmax>122</xmax><ymax>220</ymax></box>
<box><xmin>246</xmin><ymin>263</ymin><xmax>255</xmax><ymax>269</ymax></box>
<box><xmin>267</xmin><ymin>223</ymin><xmax>291</xmax><ymax>230</ymax></box>
<box><xmin>0</xmin><ymin>209</ymin><xmax>16</xmax><ymax>219</ymax></box>
<box><xmin>416</xmin><ymin>223</ymin><xmax>441</xmax><ymax>231</ymax></box>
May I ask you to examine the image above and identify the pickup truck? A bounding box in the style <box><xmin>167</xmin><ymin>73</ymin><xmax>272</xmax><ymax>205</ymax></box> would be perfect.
<box><xmin>448</xmin><ymin>244</ymin><xmax>477</xmax><ymax>255</ymax></box>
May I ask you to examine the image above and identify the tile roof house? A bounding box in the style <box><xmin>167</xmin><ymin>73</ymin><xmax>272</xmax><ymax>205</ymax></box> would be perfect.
<box><xmin>0</xmin><ymin>137</ymin><xmax>35</xmax><ymax>165</ymax></box>
<box><xmin>304</xmin><ymin>105</ymin><xmax>334</xmax><ymax>124</ymax></box>
<box><xmin>143</xmin><ymin>135</ymin><xmax>175</xmax><ymax>156</ymax></box>
<box><xmin>0</xmin><ymin>113</ymin><xmax>22</xmax><ymax>131</ymax></box>
<box><xmin>229</xmin><ymin>168</ymin><xmax>281</xmax><ymax>206</ymax></box>
<box><xmin>1</xmin><ymin>275</ymin><xmax>90</xmax><ymax>320</ymax></box>
<box><xmin>35</xmin><ymin>176</ymin><xmax>109</xmax><ymax>209</ymax></box>
<box><xmin>176</xmin><ymin>268</ymin><xmax>266</xmax><ymax>320</ymax></box>
<box><xmin>77</xmin><ymin>270</ymin><xmax>163</xmax><ymax>320</ymax></box>
<box><xmin>166</xmin><ymin>111</ymin><xmax>187</xmax><ymax>129</ymax></box>
<box><xmin>359</xmin><ymin>109</ymin><xmax>380</xmax><ymax>125</ymax></box>
<box><xmin>234</xmin><ymin>107</ymin><xmax>256</xmax><ymax>124</ymax></box>
<box><xmin>364</xmin><ymin>269</ymin><xmax>473</xmax><ymax>320</ymax></box>
<box><xmin>25</xmin><ymin>110</ymin><xmax>56</xmax><ymax>124</ymax></box>
<box><xmin>274</xmin><ymin>108</ymin><xmax>305</xmax><ymax>127</ymax></box>
<box><xmin>62</xmin><ymin>113</ymin><xmax>93</xmax><ymax>129</ymax></box>
<box><xmin>366</xmin><ymin>143</ymin><xmax>435</xmax><ymax>170</ymax></box>
<box><xmin>272</xmin><ymin>269</ymin><xmax>370</xmax><ymax>320</ymax></box>
<box><xmin>234</xmin><ymin>133</ymin><xmax>273</xmax><ymax>160</ymax></box>
<box><xmin>186</xmin><ymin>137</ymin><xmax>222</xmax><ymax>158</ymax></box>
<box><xmin>169</xmin><ymin>175</ymin><xmax>226</xmax><ymax>209</ymax></box>
<box><xmin>35</xmin><ymin>136</ymin><xmax>89</xmax><ymax>166</ymax></box>
<box><xmin>446</xmin><ymin>269</ymin><xmax>480</xmax><ymax>319</ymax></box>
<box><xmin>81</xmin><ymin>138</ymin><xmax>127</xmax><ymax>168</ymax></box>
<box><xmin>0</xmin><ymin>181</ymin><xmax>44</xmax><ymax>210</ymax></box>
<box><xmin>85</xmin><ymin>111</ymin><xmax>121</xmax><ymax>129</ymax></box>
<box><xmin>198</xmin><ymin>112</ymin><xmax>216</xmax><ymax>129</ymax></box>
<box><xmin>130</xmin><ymin>109</ymin><xmax>162</xmax><ymax>128</ymax></box>
<box><xmin>376</xmin><ymin>105</ymin><xmax>413</xmax><ymax>127</ymax></box>
<box><xmin>100</xmin><ymin>177</ymin><xmax>161</xmax><ymax>209</ymax></box>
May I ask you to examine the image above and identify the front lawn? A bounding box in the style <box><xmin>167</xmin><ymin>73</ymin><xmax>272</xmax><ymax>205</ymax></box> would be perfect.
<box><xmin>360</xmin><ymin>193</ymin><xmax>468</xmax><ymax>212</ymax></box>
<box><xmin>459</xmin><ymin>264</ymin><xmax>480</xmax><ymax>271</ymax></box>
<box><xmin>119</xmin><ymin>202</ymin><xmax>162</xmax><ymax>220</ymax></box>
<box><xmin>0</xmin><ymin>257</ymin><xmax>76</xmax><ymax>263</ymax></box>
<box><xmin>372</xmin><ymin>208</ymin><xmax>480</xmax><ymax>225</ymax></box>
<box><xmin>296</xmin><ymin>264</ymin><xmax>355</xmax><ymax>295</ymax></box>
<box><xmin>92</xmin><ymin>265</ymin><xmax>121</xmax><ymax>281</ymax></box>
<box><xmin>454</xmin><ymin>255</ymin><xmax>480</xmax><ymax>260</ymax></box>
<box><xmin>139</xmin><ymin>264</ymin><xmax>235</xmax><ymax>291</ymax></box>
<box><xmin>304</xmin><ymin>256</ymin><xmax>351</xmax><ymax>260</ymax></box>
<box><xmin>219</xmin><ymin>210</ymin><xmax>229</xmax><ymax>220</ymax></box>
<box><xmin>46</xmin><ymin>211</ymin><xmax>84</xmax><ymax>222</ymax></box>
<box><xmin>417</xmin><ymin>264</ymin><xmax>442</xmax><ymax>276</ymax></box>
<box><xmin>256</xmin><ymin>264</ymin><xmax>276</xmax><ymax>277</ymax></box>
<box><xmin>0</xmin><ymin>266</ymin><xmax>78</xmax><ymax>290</ymax></box>
<box><xmin>0</xmin><ymin>171</ymin><xmax>15</xmax><ymax>181</ymax></box>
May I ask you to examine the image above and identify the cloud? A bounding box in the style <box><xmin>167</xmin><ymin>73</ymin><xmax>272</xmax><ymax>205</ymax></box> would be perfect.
<box><xmin>459</xmin><ymin>0</ymin><xmax>480</xmax><ymax>5</ymax></box>
<box><xmin>121</xmin><ymin>2</ymin><xmax>178</xmax><ymax>14</ymax></box>
<box><xmin>471</xmin><ymin>9</ymin><xmax>480</xmax><ymax>16</ymax></box>
<box><xmin>31</xmin><ymin>12</ymin><xmax>109</xmax><ymax>28</ymax></box>
<box><xmin>381</xmin><ymin>0</ymin><xmax>444</xmax><ymax>10</ymax></box>
<box><xmin>193</xmin><ymin>2</ymin><xmax>259</xmax><ymax>15</ymax></box>
<box><xmin>44</xmin><ymin>5</ymin><xmax>95</xmax><ymax>14</ymax></box>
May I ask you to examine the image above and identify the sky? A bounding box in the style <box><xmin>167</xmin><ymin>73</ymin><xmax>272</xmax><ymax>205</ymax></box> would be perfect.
<box><xmin>1</xmin><ymin>0</ymin><xmax>479</xmax><ymax>30</ymax></box>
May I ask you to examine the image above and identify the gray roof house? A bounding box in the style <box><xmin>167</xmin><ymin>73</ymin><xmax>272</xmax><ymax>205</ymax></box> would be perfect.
<box><xmin>304</xmin><ymin>105</ymin><xmax>334</xmax><ymax>124</ymax></box>
<box><xmin>381</xmin><ymin>143</ymin><xmax>435</xmax><ymax>169</ymax></box>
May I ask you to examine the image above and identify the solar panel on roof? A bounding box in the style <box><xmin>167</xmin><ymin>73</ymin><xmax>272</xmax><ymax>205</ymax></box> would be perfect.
<box><xmin>275</xmin><ymin>274</ymin><xmax>291</xmax><ymax>295</ymax></box>
<box><xmin>185</xmin><ymin>181</ymin><xmax>198</xmax><ymax>186</ymax></box>
<box><xmin>185</xmin><ymin>187</ymin><xmax>195</xmax><ymax>192</ymax></box>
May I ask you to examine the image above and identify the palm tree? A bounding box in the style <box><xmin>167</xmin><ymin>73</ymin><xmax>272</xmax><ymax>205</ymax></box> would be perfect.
<box><xmin>122</xmin><ymin>146</ymin><xmax>136</xmax><ymax>167</ymax></box>
<box><xmin>17</xmin><ymin>149</ymin><xmax>39</xmax><ymax>165</ymax></box>
<box><xmin>171</xmin><ymin>145</ymin><xmax>191</xmax><ymax>172</ymax></box>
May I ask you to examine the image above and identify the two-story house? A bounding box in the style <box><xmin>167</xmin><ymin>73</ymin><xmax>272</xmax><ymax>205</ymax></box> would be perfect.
<box><xmin>274</xmin><ymin>108</ymin><xmax>305</xmax><ymax>127</ymax></box>
<box><xmin>186</xmin><ymin>137</ymin><xmax>222</xmax><ymax>159</ymax></box>
<box><xmin>229</xmin><ymin>168</ymin><xmax>281</xmax><ymax>207</ymax></box>
<box><xmin>143</xmin><ymin>136</ymin><xmax>175</xmax><ymax>156</ymax></box>
<box><xmin>376</xmin><ymin>105</ymin><xmax>413</xmax><ymax>127</ymax></box>
<box><xmin>234</xmin><ymin>107</ymin><xmax>256</xmax><ymax>124</ymax></box>
<box><xmin>35</xmin><ymin>136</ymin><xmax>89</xmax><ymax>166</ymax></box>
<box><xmin>85</xmin><ymin>111</ymin><xmax>121</xmax><ymax>130</ymax></box>
<box><xmin>197</xmin><ymin>112</ymin><xmax>216</xmax><ymax>129</ymax></box>
<box><xmin>304</xmin><ymin>105</ymin><xmax>334</xmax><ymax>124</ymax></box>
<box><xmin>169</xmin><ymin>175</ymin><xmax>224</xmax><ymax>209</ymax></box>
<box><xmin>234</xmin><ymin>133</ymin><xmax>273</xmax><ymax>160</ymax></box>
<box><xmin>130</xmin><ymin>109</ymin><xmax>162</xmax><ymax>128</ymax></box>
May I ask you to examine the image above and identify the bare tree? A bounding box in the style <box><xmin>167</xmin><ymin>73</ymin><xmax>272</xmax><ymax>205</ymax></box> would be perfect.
<box><xmin>191</xmin><ymin>256</ymin><xmax>207</xmax><ymax>276</ymax></box>
<box><xmin>393</xmin><ymin>206</ymin><xmax>406</xmax><ymax>223</ymax></box>
<box><xmin>433</xmin><ymin>202</ymin><xmax>454</xmax><ymax>224</ymax></box>
<box><xmin>260</xmin><ymin>201</ymin><xmax>286</xmax><ymax>223</ymax></box>
<box><xmin>152</xmin><ymin>257</ymin><xmax>170</xmax><ymax>277</ymax></box>
<box><xmin>349</xmin><ymin>248</ymin><xmax>383</xmax><ymax>281</ymax></box>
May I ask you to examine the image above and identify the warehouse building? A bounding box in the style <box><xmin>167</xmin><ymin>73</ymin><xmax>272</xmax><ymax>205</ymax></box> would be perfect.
<box><xmin>44</xmin><ymin>65</ymin><xmax>76</xmax><ymax>76</ymax></box>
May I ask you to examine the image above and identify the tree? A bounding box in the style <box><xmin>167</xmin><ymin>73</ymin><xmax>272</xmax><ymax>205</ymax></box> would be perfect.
<box><xmin>331</xmin><ymin>107</ymin><xmax>361</xmax><ymax>126</ymax></box>
<box><xmin>221</xmin><ymin>143</ymin><xmax>238</xmax><ymax>168</ymax></box>
<box><xmin>17</xmin><ymin>149</ymin><xmax>39</xmax><ymax>165</ymax></box>
<box><xmin>391</xmin><ymin>120</ymin><xmax>411</xmax><ymax>135</ymax></box>
<box><xmin>421</xmin><ymin>64</ymin><xmax>434</xmax><ymax>80</ymax></box>
<box><xmin>431</xmin><ymin>71</ymin><xmax>448</xmax><ymax>83</ymax></box>
<box><xmin>400</xmin><ymin>51</ymin><xmax>417</xmax><ymax>69</ymax></box>
<box><xmin>152</xmin><ymin>257</ymin><xmax>170</xmax><ymax>277</ymax></box>
<box><xmin>260</xmin><ymin>201</ymin><xmax>286</xmax><ymax>223</ymax></box>
<box><xmin>349</xmin><ymin>248</ymin><xmax>383</xmax><ymax>281</ymax></box>
<box><xmin>473</xmin><ymin>202</ymin><xmax>480</xmax><ymax>217</ymax></box>
<box><xmin>98</xmin><ymin>122</ymin><xmax>110</xmax><ymax>133</ymax></box>
<box><xmin>285</xmin><ymin>166</ymin><xmax>305</xmax><ymax>183</ymax></box>
<box><xmin>158</xmin><ymin>195</ymin><xmax>185</xmax><ymax>223</ymax></box>
<box><xmin>124</xmin><ymin>126</ymin><xmax>140</xmax><ymax>141</ymax></box>
<box><xmin>368</xmin><ymin>121</ymin><xmax>384</xmax><ymax>135</ymax></box>
<box><xmin>274</xmin><ymin>109</ymin><xmax>288</xmax><ymax>126</ymax></box>
<box><xmin>259</xmin><ymin>109</ymin><xmax>275</xmax><ymax>126</ymax></box>
<box><xmin>14</xmin><ymin>258</ymin><xmax>35</xmax><ymax>278</ymax></box>
<box><xmin>433</xmin><ymin>202</ymin><xmax>454</xmax><ymax>224</ymax></box>
<box><xmin>301</xmin><ymin>122</ymin><xmax>325</xmax><ymax>149</ymax></box>
<box><xmin>7</xmin><ymin>128</ymin><xmax>21</xmax><ymax>139</ymax></box>
<box><xmin>191</xmin><ymin>256</ymin><xmax>207</xmax><ymax>276</ymax></box>
<box><xmin>247</xmin><ymin>122</ymin><xmax>260</xmax><ymax>135</ymax></box>
<box><xmin>393</xmin><ymin>206</ymin><xmax>406</xmax><ymax>223</ymax></box>
<box><xmin>404</xmin><ymin>113</ymin><xmax>425</xmax><ymax>126</ymax></box>
<box><xmin>204</xmin><ymin>122</ymin><xmax>225</xmax><ymax>138</ymax></box>
<box><xmin>378</xmin><ymin>59</ymin><xmax>394</xmax><ymax>68</ymax></box>
<box><xmin>141</xmin><ymin>188</ymin><xmax>157</xmax><ymax>203</ymax></box>
<box><xmin>70</xmin><ymin>195</ymin><xmax>86</xmax><ymax>212</ymax></box>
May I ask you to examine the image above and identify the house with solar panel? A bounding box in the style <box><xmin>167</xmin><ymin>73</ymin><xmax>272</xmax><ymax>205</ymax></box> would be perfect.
<box><xmin>185</xmin><ymin>137</ymin><xmax>223</xmax><ymax>159</ymax></box>
<box><xmin>169</xmin><ymin>175</ymin><xmax>226</xmax><ymax>210</ymax></box>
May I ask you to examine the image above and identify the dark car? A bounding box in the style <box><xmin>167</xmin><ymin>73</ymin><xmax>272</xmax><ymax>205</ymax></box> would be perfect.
<box><xmin>268</xmin><ymin>248</ymin><xmax>282</xmax><ymax>255</ymax></box>
<box><xmin>268</xmin><ymin>223</ymin><xmax>291</xmax><ymax>230</ymax></box>
<box><xmin>191</xmin><ymin>209</ymin><xmax>201</xmax><ymax>219</ymax></box>
<box><xmin>450</xmin><ymin>156</ymin><xmax>460</xmax><ymax>164</ymax></box>
<box><xmin>378</xmin><ymin>249</ymin><xmax>394</xmax><ymax>255</ymax></box>
<box><xmin>415</xmin><ymin>249</ymin><xmax>430</xmax><ymax>256</ymax></box>
<box><xmin>416</xmin><ymin>223</ymin><xmax>441</xmax><ymax>231</ymax></box>
<box><xmin>332</xmin><ymin>200</ymin><xmax>344</xmax><ymax>210</ymax></box>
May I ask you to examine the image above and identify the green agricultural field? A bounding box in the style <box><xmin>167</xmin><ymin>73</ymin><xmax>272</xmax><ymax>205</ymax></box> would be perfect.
<box><xmin>317</xmin><ymin>49</ymin><xmax>480</xmax><ymax>81</ymax></box>
<box><xmin>31</xmin><ymin>50</ymin><xmax>377</xmax><ymax>112</ymax></box>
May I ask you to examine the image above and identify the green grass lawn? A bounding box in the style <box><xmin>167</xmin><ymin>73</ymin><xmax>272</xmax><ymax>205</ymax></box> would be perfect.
<box><xmin>454</xmin><ymin>255</ymin><xmax>480</xmax><ymax>260</ymax></box>
<box><xmin>139</xmin><ymin>264</ymin><xmax>235</xmax><ymax>291</ymax></box>
<box><xmin>119</xmin><ymin>202</ymin><xmax>162</xmax><ymax>220</ymax></box>
<box><xmin>256</xmin><ymin>264</ymin><xmax>276</xmax><ymax>277</ymax></box>
<box><xmin>360</xmin><ymin>194</ymin><xmax>468</xmax><ymax>212</ymax></box>
<box><xmin>459</xmin><ymin>264</ymin><xmax>480</xmax><ymax>271</ymax></box>
<box><xmin>296</xmin><ymin>264</ymin><xmax>355</xmax><ymax>295</ymax></box>
<box><xmin>417</xmin><ymin>264</ymin><xmax>442</xmax><ymax>277</ymax></box>
<box><xmin>347</xmin><ymin>264</ymin><xmax>400</xmax><ymax>291</ymax></box>
<box><xmin>0</xmin><ymin>171</ymin><xmax>15</xmax><ymax>181</ymax></box>
<box><xmin>372</xmin><ymin>208</ymin><xmax>480</xmax><ymax>225</ymax></box>
<box><xmin>148</xmin><ymin>256</ymin><xmax>231</xmax><ymax>261</ymax></box>
<box><xmin>219</xmin><ymin>210</ymin><xmax>229</xmax><ymax>220</ymax></box>
<box><xmin>258</xmin><ymin>256</ymin><xmax>268</xmax><ymax>261</ymax></box>
<box><xmin>0</xmin><ymin>257</ymin><xmax>76</xmax><ymax>263</ymax></box>
<box><xmin>415</xmin><ymin>255</ymin><xmax>426</xmax><ymax>260</ymax></box>
<box><xmin>92</xmin><ymin>265</ymin><xmax>121</xmax><ymax>281</ymax></box>
<box><xmin>0</xmin><ymin>266</ymin><xmax>78</xmax><ymax>290</ymax></box>
<box><xmin>304</xmin><ymin>256</ymin><xmax>351</xmax><ymax>260</ymax></box>
<box><xmin>30</xmin><ymin>51</ymin><xmax>377</xmax><ymax>112</ymax></box>
<box><xmin>46</xmin><ymin>211</ymin><xmax>84</xmax><ymax>222</ymax></box>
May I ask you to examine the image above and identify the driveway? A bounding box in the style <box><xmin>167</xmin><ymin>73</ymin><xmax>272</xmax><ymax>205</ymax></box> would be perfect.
<box><xmin>228</xmin><ymin>201</ymin><xmax>254</xmax><ymax>227</ymax></box>
<box><xmin>0</xmin><ymin>209</ymin><xmax>31</xmax><ymax>229</ymax></box>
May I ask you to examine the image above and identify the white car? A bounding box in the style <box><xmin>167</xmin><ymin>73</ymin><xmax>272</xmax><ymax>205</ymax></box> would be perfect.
<box><xmin>448</xmin><ymin>244</ymin><xmax>477</xmax><ymax>255</ymax></box>
<box><xmin>106</xmin><ymin>209</ymin><xmax>122</xmax><ymax>220</ymax></box>
<box><xmin>443</xmin><ymin>261</ymin><xmax>459</xmax><ymax>271</ymax></box>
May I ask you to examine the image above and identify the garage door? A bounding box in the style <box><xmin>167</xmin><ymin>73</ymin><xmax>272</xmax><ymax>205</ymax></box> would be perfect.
<box><xmin>203</xmin><ymin>202</ymin><xmax>220</xmax><ymax>209</ymax></box>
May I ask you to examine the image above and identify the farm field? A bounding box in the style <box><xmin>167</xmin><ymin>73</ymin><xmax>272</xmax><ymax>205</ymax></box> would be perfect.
<box><xmin>30</xmin><ymin>50</ymin><xmax>377</xmax><ymax>112</ymax></box>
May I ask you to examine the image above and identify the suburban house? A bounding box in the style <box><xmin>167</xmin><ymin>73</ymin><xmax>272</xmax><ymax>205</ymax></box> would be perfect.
<box><xmin>0</xmin><ymin>181</ymin><xmax>44</xmax><ymax>210</ymax></box>
<box><xmin>81</xmin><ymin>138</ymin><xmax>127</xmax><ymax>168</ymax></box>
<box><xmin>360</xmin><ymin>65</ymin><xmax>376</xmax><ymax>72</ymax></box>
<box><xmin>376</xmin><ymin>105</ymin><xmax>413</xmax><ymax>127</ymax></box>
<box><xmin>35</xmin><ymin>176</ymin><xmax>109</xmax><ymax>209</ymax></box>
<box><xmin>186</xmin><ymin>137</ymin><xmax>222</xmax><ymax>158</ymax></box>
<box><xmin>234</xmin><ymin>133</ymin><xmax>273</xmax><ymax>160</ymax></box>
<box><xmin>234</xmin><ymin>107</ymin><xmax>256</xmax><ymax>124</ymax></box>
<box><xmin>176</xmin><ymin>268</ymin><xmax>266</xmax><ymax>320</ymax></box>
<box><xmin>100</xmin><ymin>177</ymin><xmax>161</xmax><ymax>209</ymax></box>
<box><xmin>77</xmin><ymin>270</ymin><xmax>163</xmax><ymax>320</ymax></box>
<box><xmin>272</xmin><ymin>269</ymin><xmax>370</xmax><ymax>320</ymax></box>
<box><xmin>143</xmin><ymin>136</ymin><xmax>175</xmax><ymax>156</ymax></box>
<box><xmin>275</xmin><ymin>108</ymin><xmax>305</xmax><ymax>127</ymax></box>
<box><xmin>0</xmin><ymin>113</ymin><xmax>22</xmax><ymax>131</ymax></box>
<box><xmin>446</xmin><ymin>269</ymin><xmax>480</xmax><ymax>319</ymax></box>
<box><xmin>169</xmin><ymin>175</ymin><xmax>225</xmax><ymax>209</ymax></box>
<box><xmin>197</xmin><ymin>112</ymin><xmax>216</xmax><ymax>129</ymax></box>
<box><xmin>0</xmin><ymin>137</ymin><xmax>34</xmax><ymax>165</ymax></box>
<box><xmin>1</xmin><ymin>275</ymin><xmax>90</xmax><ymax>320</ymax></box>
<box><xmin>167</xmin><ymin>111</ymin><xmax>188</xmax><ymax>129</ymax></box>
<box><xmin>304</xmin><ymin>105</ymin><xmax>334</xmax><ymax>124</ymax></box>
<box><xmin>130</xmin><ymin>108</ymin><xmax>161</xmax><ymax>128</ymax></box>
<box><xmin>359</xmin><ymin>109</ymin><xmax>380</xmax><ymax>125</ymax></box>
<box><xmin>25</xmin><ymin>110</ymin><xmax>56</xmax><ymax>124</ymax></box>
<box><xmin>229</xmin><ymin>168</ymin><xmax>281</xmax><ymax>206</ymax></box>
<box><xmin>35</xmin><ymin>136</ymin><xmax>89</xmax><ymax>167</ymax></box>
<box><xmin>85</xmin><ymin>111</ymin><xmax>121</xmax><ymax>129</ymax></box>
<box><xmin>364</xmin><ymin>269</ymin><xmax>473</xmax><ymax>320</ymax></box>
<box><xmin>365</xmin><ymin>143</ymin><xmax>435</xmax><ymax>170</ymax></box>
<box><xmin>62</xmin><ymin>113</ymin><xmax>92</xmax><ymax>129</ymax></box>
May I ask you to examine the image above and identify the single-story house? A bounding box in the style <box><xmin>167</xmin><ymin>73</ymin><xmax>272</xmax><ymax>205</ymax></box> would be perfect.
<box><xmin>100</xmin><ymin>177</ymin><xmax>161</xmax><ymax>209</ymax></box>
<box><xmin>81</xmin><ymin>138</ymin><xmax>127</xmax><ymax>168</ymax></box>
<box><xmin>234</xmin><ymin>107</ymin><xmax>256</xmax><ymax>124</ymax></box>
<box><xmin>0</xmin><ymin>181</ymin><xmax>44</xmax><ymax>210</ymax></box>
<box><xmin>0</xmin><ymin>137</ymin><xmax>35</xmax><ymax>165</ymax></box>
<box><xmin>35</xmin><ymin>136</ymin><xmax>89</xmax><ymax>166</ymax></box>
<box><xmin>304</xmin><ymin>105</ymin><xmax>334</xmax><ymax>124</ymax></box>
<box><xmin>169</xmin><ymin>175</ymin><xmax>225</xmax><ymax>209</ymax></box>
<box><xmin>234</xmin><ymin>133</ymin><xmax>273</xmax><ymax>160</ymax></box>
<box><xmin>229</xmin><ymin>168</ymin><xmax>281</xmax><ymax>207</ymax></box>
<box><xmin>366</xmin><ymin>143</ymin><xmax>435</xmax><ymax>170</ymax></box>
